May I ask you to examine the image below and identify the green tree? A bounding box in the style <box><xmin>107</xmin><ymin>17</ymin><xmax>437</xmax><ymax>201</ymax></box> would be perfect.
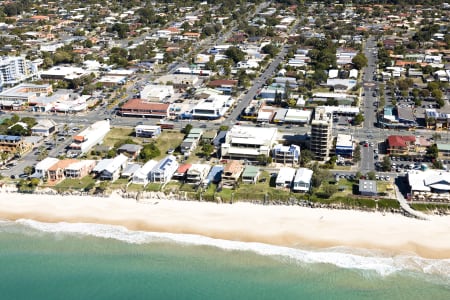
<box><xmin>322</xmin><ymin>183</ymin><xmax>338</xmax><ymax>198</ymax></box>
<box><xmin>367</xmin><ymin>171</ymin><xmax>376</xmax><ymax>180</ymax></box>
<box><xmin>201</xmin><ymin>143</ymin><xmax>214</xmax><ymax>158</ymax></box>
<box><xmin>23</xmin><ymin>166</ymin><xmax>33</xmax><ymax>175</ymax></box>
<box><xmin>183</xmin><ymin>124</ymin><xmax>193</xmax><ymax>135</ymax></box>
<box><xmin>300</xmin><ymin>149</ymin><xmax>313</xmax><ymax>167</ymax></box>
<box><xmin>224</xmin><ymin>46</ymin><xmax>246</xmax><ymax>64</ymax></box>
<box><xmin>351</xmin><ymin>52</ymin><xmax>368</xmax><ymax>70</ymax></box>
<box><xmin>427</xmin><ymin>144</ymin><xmax>439</xmax><ymax>159</ymax></box>
<box><xmin>381</xmin><ymin>156</ymin><xmax>392</xmax><ymax>172</ymax></box>
<box><xmin>353</xmin><ymin>113</ymin><xmax>364</xmax><ymax>126</ymax></box>
<box><xmin>353</xmin><ymin>145</ymin><xmax>361</xmax><ymax>163</ymax></box>
<box><xmin>261</xmin><ymin>44</ymin><xmax>279</xmax><ymax>58</ymax></box>
<box><xmin>139</xmin><ymin>143</ymin><xmax>161</xmax><ymax>161</ymax></box>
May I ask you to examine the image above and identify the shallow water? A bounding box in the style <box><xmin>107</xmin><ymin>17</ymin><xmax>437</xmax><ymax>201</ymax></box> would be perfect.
<box><xmin>0</xmin><ymin>220</ymin><xmax>448</xmax><ymax>300</ymax></box>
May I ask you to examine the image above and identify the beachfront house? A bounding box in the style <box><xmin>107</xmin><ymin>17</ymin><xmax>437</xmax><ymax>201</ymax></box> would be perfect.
<box><xmin>33</xmin><ymin>157</ymin><xmax>59</xmax><ymax>179</ymax></box>
<box><xmin>202</xmin><ymin>165</ymin><xmax>224</xmax><ymax>187</ymax></box>
<box><xmin>148</xmin><ymin>155</ymin><xmax>178</xmax><ymax>183</ymax></box>
<box><xmin>132</xmin><ymin>160</ymin><xmax>158</xmax><ymax>185</ymax></box>
<box><xmin>275</xmin><ymin>167</ymin><xmax>296</xmax><ymax>188</ymax></box>
<box><xmin>292</xmin><ymin>168</ymin><xmax>313</xmax><ymax>192</ymax></box>
<box><xmin>173</xmin><ymin>163</ymin><xmax>192</xmax><ymax>181</ymax></box>
<box><xmin>93</xmin><ymin>154</ymin><xmax>128</xmax><ymax>181</ymax></box>
<box><xmin>186</xmin><ymin>164</ymin><xmax>211</xmax><ymax>185</ymax></box>
<box><xmin>64</xmin><ymin>160</ymin><xmax>96</xmax><ymax>179</ymax></box>
<box><xmin>222</xmin><ymin>160</ymin><xmax>244</xmax><ymax>188</ymax></box>
<box><xmin>241</xmin><ymin>165</ymin><xmax>260</xmax><ymax>184</ymax></box>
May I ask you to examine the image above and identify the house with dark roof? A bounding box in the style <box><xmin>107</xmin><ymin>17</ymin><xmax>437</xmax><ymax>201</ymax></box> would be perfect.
<box><xmin>207</xmin><ymin>79</ymin><xmax>238</xmax><ymax>95</ymax></box>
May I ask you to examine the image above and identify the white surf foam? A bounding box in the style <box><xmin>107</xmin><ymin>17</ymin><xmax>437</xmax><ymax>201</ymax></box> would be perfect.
<box><xmin>12</xmin><ymin>219</ymin><xmax>450</xmax><ymax>279</ymax></box>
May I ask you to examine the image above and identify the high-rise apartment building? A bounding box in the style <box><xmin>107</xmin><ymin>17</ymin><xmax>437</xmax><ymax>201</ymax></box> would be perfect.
<box><xmin>0</xmin><ymin>56</ymin><xmax>39</xmax><ymax>89</ymax></box>
<box><xmin>310</xmin><ymin>107</ymin><xmax>333</xmax><ymax>161</ymax></box>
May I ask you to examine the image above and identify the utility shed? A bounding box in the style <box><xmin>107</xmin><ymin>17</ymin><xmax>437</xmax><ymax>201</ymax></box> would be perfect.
<box><xmin>359</xmin><ymin>180</ymin><xmax>377</xmax><ymax>197</ymax></box>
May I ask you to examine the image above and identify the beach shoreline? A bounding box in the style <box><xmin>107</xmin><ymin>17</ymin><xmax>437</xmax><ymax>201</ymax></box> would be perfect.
<box><xmin>0</xmin><ymin>191</ymin><xmax>449</xmax><ymax>259</ymax></box>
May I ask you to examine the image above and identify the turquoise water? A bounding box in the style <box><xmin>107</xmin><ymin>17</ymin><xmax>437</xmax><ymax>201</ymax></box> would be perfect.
<box><xmin>0</xmin><ymin>220</ymin><xmax>449</xmax><ymax>300</ymax></box>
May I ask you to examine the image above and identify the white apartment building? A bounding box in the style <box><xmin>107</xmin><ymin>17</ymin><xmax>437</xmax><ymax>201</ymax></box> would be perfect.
<box><xmin>221</xmin><ymin>126</ymin><xmax>278</xmax><ymax>161</ymax></box>
<box><xmin>310</xmin><ymin>107</ymin><xmax>333</xmax><ymax>161</ymax></box>
<box><xmin>0</xmin><ymin>56</ymin><xmax>39</xmax><ymax>89</ymax></box>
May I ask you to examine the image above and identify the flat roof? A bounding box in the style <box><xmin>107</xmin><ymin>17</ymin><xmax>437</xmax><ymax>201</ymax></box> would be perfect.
<box><xmin>359</xmin><ymin>180</ymin><xmax>377</xmax><ymax>193</ymax></box>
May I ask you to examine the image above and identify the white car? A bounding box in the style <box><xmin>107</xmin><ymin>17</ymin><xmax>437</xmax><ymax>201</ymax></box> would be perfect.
<box><xmin>385</xmin><ymin>175</ymin><xmax>390</xmax><ymax>181</ymax></box>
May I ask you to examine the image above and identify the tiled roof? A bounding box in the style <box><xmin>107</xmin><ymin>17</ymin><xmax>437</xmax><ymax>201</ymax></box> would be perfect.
<box><xmin>388</xmin><ymin>135</ymin><xmax>415</xmax><ymax>147</ymax></box>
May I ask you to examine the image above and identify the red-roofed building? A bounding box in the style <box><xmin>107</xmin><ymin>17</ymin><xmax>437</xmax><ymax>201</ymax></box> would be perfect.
<box><xmin>387</xmin><ymin>135</ymin><xmax>416</xmax><ymax>156</ymax></box>
<box><xmin>173</xmin><ymin>163</ymin><xmax>192</xmax><ymax>180</ymax></box>
<box><xmin>119</xmin><ymin>99</ymin><xmax>170</xmax><ymax>118</ymax></box>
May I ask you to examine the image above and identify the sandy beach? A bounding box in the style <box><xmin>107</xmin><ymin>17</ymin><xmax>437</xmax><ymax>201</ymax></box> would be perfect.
<box><xmin>0</xmin><ymin>191</ymin><xmax>449</xmax><ymax>259</ymax></box>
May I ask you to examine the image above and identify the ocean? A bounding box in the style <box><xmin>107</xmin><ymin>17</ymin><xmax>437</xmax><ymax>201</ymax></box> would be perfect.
<box><xmin>0</xmin><ymin>219</ymin><xmax>449</xmax><ymax>300</ymax></box>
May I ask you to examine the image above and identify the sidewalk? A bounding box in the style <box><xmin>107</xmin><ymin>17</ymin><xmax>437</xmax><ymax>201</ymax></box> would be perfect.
<box><xmin>394</xmin><ymin>184</ymin><xmax>429</xmax><ymax>220</ymax></box>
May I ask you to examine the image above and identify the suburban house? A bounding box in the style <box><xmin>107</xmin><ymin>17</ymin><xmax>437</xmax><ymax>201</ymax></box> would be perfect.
<box><xmin>202</xmin><ymin>165</ymin><xmax>224</xmax><ymax>187</ymax></box>
<box><xmin>437</xmin><ymin>143</ymin><xmax>450</xmax><ymax>161</ymax></box>
<box><xmin>272</xmin><ymin>144</ymin><xmax>300</xmax><ymax>165</ymax></box>
<box><xmin>241</xmin><ymin>165</ymin><xmax>260</xmax><ymax>184</ymax></box>
<box><xmin>292</xmin><ymin>168</ymin><xmax>313</xmax><ymax>193</ymax></box>
<box><xmin>359</xmin><ymin>180</ymin><xmax>378</xmax><ymax>197</ymax></box>
<box><xmin>64</xmin><ymin>160</ymin><xmax>96</xmax><ymax>178</ymax></box>
<box><xmin>47</xmin><ymin>159</ymin><xmax>78</xmax><ymax>182</ymax></box>
<box><xmin>68</xmin><ymin>119</ymin><xmax>110</xmax><ymax>155</ymax></box>
<box><xmin>180</xmin><ymin>128</ymin><xmax>203</xmax><ymax>155</ymax></box>
<box><xmin>149</xmin><ymin>155</ymin><xmax>178</xmax><ymax>183</ymax></box>
<box><xmin>185</xmin><ymin>164</ymin><xmax>211</xmax><ymax>184</ymax></box>
<box><xmin>173</xmin><ymin>163</ymin><xmax>192</xmax><ymax>181</ymax></box>
<box><xmin>132</xmin><ymin>159</ymin><xmax>158</xmax><ymax>185</ymax></box>
<box><xmin>117</xmin><ymin>144</ymin><xmax>143</xmax><ymax>159</ymax></box>
<box><xmin>221</xmin><ymin>126</ymin><xmax>278</xmax><ymax>162</ymax></box>
<box><xmin>207</xmin><ymin>79</ymin><xmax>238</xmax><ymax>95</ymax></box>
<box><xmin>0</xmin><ymin>135</ymin><xmax>28</xmax><ymax>154</ymax></box>
<box><xmin>135</xmin><ymin>125</ymin><xmax>161</xmax><ymax>138</ymax></box>
<box><xmin>93</xmin><ymin>154</ymin><xmax>128</xmax><ymax>181</ymax></box>
<box><xmin>121</xmin><ymin>163</ymin><xmax>141</xmax><ymax>179</ymax></box>
<box><xmin>34</xmin><ymin>157</ymin><xmax>59</xmax><ymax>179</ymax></box>
<box><xmin>222</xmin><ymin>160</ymin><xmax>244</xmax><ymax>188</ymax></box>
<box><xmin>31</xmin><ymin>119</ymin><xmax>57</xmax><ymax>136</ymax></box>
<box><xmin>386</xmin><ymin>135</ymin><xmax>416</xmax><ymax>156</ymax></box>
<box><xmin>275</xmin><ymin>167</ymin><xmax>296</xmax><ymax>188</ymax></box>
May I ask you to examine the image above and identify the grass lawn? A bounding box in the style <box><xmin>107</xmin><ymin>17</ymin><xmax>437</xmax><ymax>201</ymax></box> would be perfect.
<box><xmin>103</xmin><ymin>127</ymin><xmax>135</xmax><ymax>147</ymax></box>
<box><xmin>154</xmin><ymin>131</ymin><xmax>185</xmax><ymax>160</ymax></box>
<box><xmin>127</xmin><ymin>184</ymin><xmax>144</xmax><ymax>192</ymax></box>
<box><xmin>145</xmin><ymin>183</ymin><xmax>162</xmax><ymax>192</ymax></box>
<box><xmin>55</xmin><ymin>176</ymin><xmax>96</xmax><ymax>191</ymax></box>
<box><xmin>164</xmin><ymin>181</ymin><xmax>182</xmax><ymax>193</ymax></box>
<box><xmin>109</xmin><ymin>178</ymin><xmax>130</xmax><ymax>190</ymax></box>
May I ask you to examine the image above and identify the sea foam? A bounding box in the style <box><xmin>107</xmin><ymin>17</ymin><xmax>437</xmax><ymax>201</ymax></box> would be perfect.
<box><xmin>8</xmin><ymin>219</ymin><xmax>450</xmax><ymax>279</ymax></box>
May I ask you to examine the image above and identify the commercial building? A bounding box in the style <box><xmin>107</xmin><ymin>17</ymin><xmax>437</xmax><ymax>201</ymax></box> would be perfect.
<box><xmin>0</xmin><ymin>56</ymin><xmax>39</xmax><ymax>88</ymax></box>
<box><xmin>31</xmin><ymin>119</ymin><xmax>57</xmax><ymax>136</ymax></box>
<box><xmin>292</xmin><ymin>168</ymin><xmax>313</xmax><ymax>193</ymax></box>
<box><xmin>221</xmin><ymin>126</ymin><xmax>278</xmax><ymax>162</ymax></box>
<box><xmin>40</xmin><ymin>66</ymin><xmax>89</xmax><ymax>81</ymax></box>
<box><xmin>310</xmin><ymin>107</ymin><xmax>333</xmax><ymax>161</ymax></box>
<box><xmin>0</xmin><ymin>83</ymin><xmax>52</xmax><ymax>109</ymax></box>
<box><xmin>408</xmin><ymin>170</ymin><xmax>450</xmax><ymax>203</ymax></box>
<box><xmin>119</xmin><ymin>99</ymin><xmax>170</xmax><ymax>118</ymax></box>
<box><xmin>68</xmin><ymin>120</ymin><xmax>110</xmax><ymax>154</ymax></box>
<box><xmin>191</xmin><ymin>95</ymin><xmax>234</xmax><ymax>119</ymax></box>
<box><xmin>335</xmin><ymin>134</ymin><xmax>354</xmax><ymax>157</ymax></box>
<box><xmin>140</xmin><ymin>84</ymin><xmax>174</xmax><ymax>102</ymax></box>
<box><xmin>386</xmin><ymin>135</ymin><xmax>416</xmax><ymax>156</ymax></box>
